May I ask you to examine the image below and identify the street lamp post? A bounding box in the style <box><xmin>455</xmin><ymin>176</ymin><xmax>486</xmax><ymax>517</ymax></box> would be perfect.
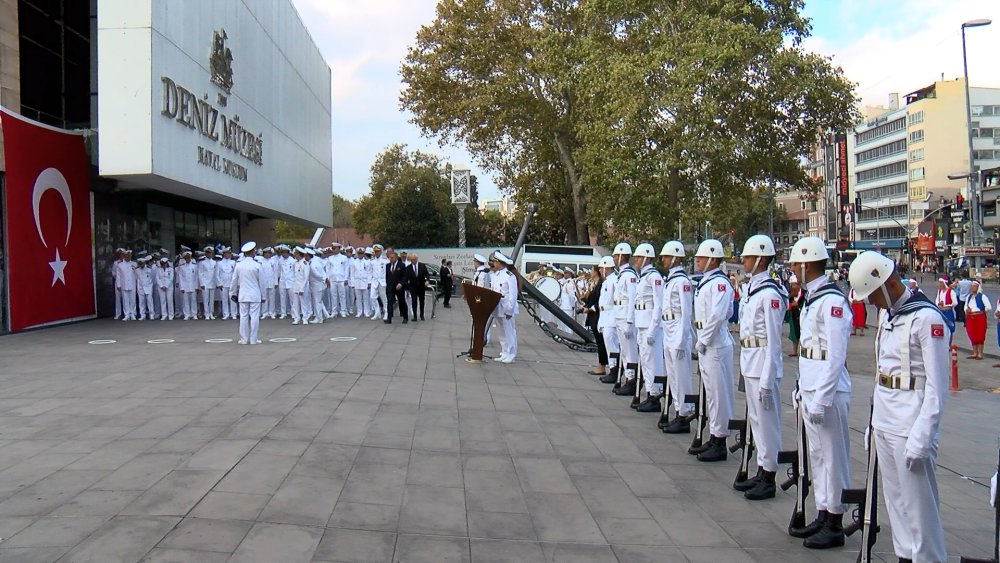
<box><xmin>961</xmin><ymin>18</ymin><xmax>991</xmax><ymax>257</ymax></box>
<box><xmin>450</xmin><ymin>165</ymin><xmax>472</xmax><ymax>248</ymax></box>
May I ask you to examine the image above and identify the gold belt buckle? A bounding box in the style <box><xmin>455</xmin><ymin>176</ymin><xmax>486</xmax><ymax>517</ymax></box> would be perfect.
<box><xmin>878</xmin><ymin>373</ymin><xmax>892</xmax><ymax>388</ymax></box>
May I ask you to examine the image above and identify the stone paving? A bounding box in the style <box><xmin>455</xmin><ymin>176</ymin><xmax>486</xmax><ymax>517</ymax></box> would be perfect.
<box><xmin>0</xmin><ymin>304</ymin><xmax>996</xmax><ymax>563</ymax></box>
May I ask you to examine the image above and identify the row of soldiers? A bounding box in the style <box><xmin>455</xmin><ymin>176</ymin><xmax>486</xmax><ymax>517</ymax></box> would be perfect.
<box><xmin>111</xmin><ymin>243</ymin><xmax>417</xmax><ymax>324</ymax></box>
<box><xmin>595</xmin><ymin>236</ymin><xmax>950</xmax><ymax>562</ymax></box>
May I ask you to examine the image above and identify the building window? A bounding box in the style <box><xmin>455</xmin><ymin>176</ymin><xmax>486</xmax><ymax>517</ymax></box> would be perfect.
<box><xmin>855</xmin><ymin>117</ymin><xmax>907</xmax><ymax>146</ymax></box>
<box><xmin>973</xmin><ymin>149</ymin><xmax>1000</xmax><ymax>161</ymax></box>
<box><xmin>972</xmin><ymin>127</ymin><xmax>1000</xmax><ymax>138</ymax></box>
<box><xmin>856</xmin><ymin>138</ymin><xmax>907</xmax><ymax>165</ymax></box>
<box><xmin>856</xmin><ymin>160</ymin><xmax>907</xmax><ymax>184</ymax></box>
<box><xmin>858</xmin><ymin>205</ymin><xmax>907</xmax><ymax>222</ymax></box>
<box><xmin>910</xmin><ymin>185</ymin><xmax>927</xmax><ymax>199</ymax></box>
<box><xmin>909</xmin><ymin>148</ymin><xmax>924</xmax><ymax>162</ymax></box>
<box><xmin>908</xmin><ymin>111</ymin><xmax>924</xmax><ymax>125</ymax></box>
<box><xmin>909</xmin><ymin>167</ymin><xmax>925</xmax><ymax>181</ymax></box>
<box><xmin>858</xmin><ymin>182</ymin><xmax>908</xmax><ymax>202</ymax></box>
<box><xmin>909</xmin><ymin>129</ymin><xmax>924</xmax><ymax>143</ymax></box>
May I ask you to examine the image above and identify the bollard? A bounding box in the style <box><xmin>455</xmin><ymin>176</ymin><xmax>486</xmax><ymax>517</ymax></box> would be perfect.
<box><xmin>950</xmin><ymin>344</ymin><xmax>960</xmax><ymax>392</ymax></box>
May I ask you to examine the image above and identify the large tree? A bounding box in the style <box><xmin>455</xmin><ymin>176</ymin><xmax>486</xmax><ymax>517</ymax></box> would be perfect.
<box><xmin>401</xmin><ymin>0</ymin><xmax>856</xmax><ymax>243</ymax></box>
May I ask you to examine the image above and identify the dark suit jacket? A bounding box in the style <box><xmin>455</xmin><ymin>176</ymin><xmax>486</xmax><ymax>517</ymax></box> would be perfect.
<box><xmin>404</xmin><ymin>262</ymin><xmax>429</xmax><ymax>291</ymax></box>
<box><xmin>440</xmin><ymin>266</ymin><xmax>453</xmax><ymax>289</ymax></box>
<box><xmin>584</xmin><ymin>280</ymin><xmax>602</xmax><ymax>328</ymax></box>
<box><xmin>386</xmin><ymin>260</ymin><xmax>406</xmax><ymax>290</ymax></box>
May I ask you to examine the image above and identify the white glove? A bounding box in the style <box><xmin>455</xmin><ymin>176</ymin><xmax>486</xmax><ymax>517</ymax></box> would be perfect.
<box><xmin>806</xmin><ymin>403</ymin><xmax>825</xmax><ymax>425</ymax></box>
<box><xmin>991</xmin><ymin>472</ymin><xmax>997</xmax><ymax>508</ymax></box>
<box><xmin>696</xmin><ymin>342</ymin><xmax>707</xmax><ymax>356</ymax></box>
<box><xmin>759</xmin><ymin>387</ymin><xmax>774</xmax><ymax>411</ymax></box>
<box><xmin>646</xmin><ymin>334</ymin><xmax>654</xmax><ymax>346</ymax></box>
<box><xmin>791</xmin><ymin>388</ymin><xmax>801</xmax><ymax>410</ymax></box>
<box><xmin>864</xmin><ymin>425</ymin><xmax>870</xmax><ymax>452</ymax></box>
<box><xmin>905</xmin><ymin>453</ymin><xmax>926</xmax><ymax>472</ymax></box>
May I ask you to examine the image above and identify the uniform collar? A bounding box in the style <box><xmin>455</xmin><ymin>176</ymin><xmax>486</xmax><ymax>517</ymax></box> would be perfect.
<box><xmin>702</xmin><ymin>267</ymin><xmax>720</xmax><ymax>277</ymax></box>
<box><xmin>668</xmin><ymin>265</ymin><xmax>684</xmax><ymax>274</ymax></box>
<box><xmin>640</xmin><ymin>263</ymin><xmax>654</xmax><ymax>273</ymax></box>
<box><xmin>888</xmin><ymin>288</ymin><xmax>912</xmax><ymax>316</ymax></box>
<box><xmin>805</xmin><ymin>275</ymin><xmax>827</xmax><ymax>294</ymax></box>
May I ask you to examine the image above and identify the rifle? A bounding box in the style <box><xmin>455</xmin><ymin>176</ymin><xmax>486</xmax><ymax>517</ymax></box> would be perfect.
<box><xmin>657</xmin><ymin>383</ymin><xmax>672</xmax><ymax>428</ymax></box>
<box><xmin>778</xmin><ymin>396</ymin><xmax>810</xmax><ymax>533</ymax></box>
<box><xmin>841</xmin><ymin>403</ymin><xmax>879</xmax><ymax>563</ymax></box>
<box><xmin>631</xmin><ymin>350</ymin><xmax>643</xmax><ymax>408</ymax></box>
<box><xmin>686</xmin><ymin>366</ymin><xmax>708</xmax><ymax>451</ymax></box>
<box><xmin>729</xmin><ymin>375</ymin><xmax>755</xmax><ymax>488</ymax></box>
<box><xmin>960</xmin><ymin>443</ymin><xmax>999</xmax><ymax>563</ymax></box>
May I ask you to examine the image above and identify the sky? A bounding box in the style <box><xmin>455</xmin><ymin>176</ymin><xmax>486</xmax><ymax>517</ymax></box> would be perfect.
<box><xmin>290</xmin><ymin>0</ymin><xmax>1000</xmax><ymax>204</ymax></box>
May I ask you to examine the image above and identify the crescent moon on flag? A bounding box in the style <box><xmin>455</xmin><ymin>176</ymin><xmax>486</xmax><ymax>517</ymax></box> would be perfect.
<box><xmin>32</xmin><ymin>167</ymin><xmax>73</xmax><ymax>248</ymax></box>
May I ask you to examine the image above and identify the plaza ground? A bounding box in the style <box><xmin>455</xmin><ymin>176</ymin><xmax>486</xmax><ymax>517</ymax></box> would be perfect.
<box><xmin>0</xmin><ymin>304</ymin><xmax>996</xmax><ymax>562</ymax></box>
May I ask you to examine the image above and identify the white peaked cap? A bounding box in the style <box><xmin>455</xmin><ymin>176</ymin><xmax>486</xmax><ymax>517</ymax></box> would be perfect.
<box><xmin>241</xmin><ymin>242</ymin><xmax>257</xmax><ymax>253</ymax></box>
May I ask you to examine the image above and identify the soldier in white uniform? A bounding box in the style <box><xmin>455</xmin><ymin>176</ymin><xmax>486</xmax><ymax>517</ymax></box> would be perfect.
<box><xmin>112</xmin><ymin>248</ymin><xmax>124</xmax><ymax>319</ymax></box>
<box><xmin>135</xmin><ymin>257</ymin><xmax>155</xmax><ymax>320</ymax></box>
<box><xmin>632</xmin><ymin>243</ymin><xmax>665</xmax><ymax>412</ymax></box>
<box><xmin>277</xmin><ymin>245</ymin><xmax>294</xmax><ymax>319</ymax></box>
<box><xmin>326</xmin><ymin>243</ymin><xmax>350</xmax><ymax>317</ymax></box>
<box><xmin>291</xmin><ymin>248</ymin><xmax>309</xmax><ymax>324</ymax></box>
<box><xmin>658</xmin><ymin>240</ymin><xmax>695</xmax><ymax>432</ymax></box>
<box><xmin>115</xmin><ymin>250</ymin><xmax>137</xmax><ymax>321</ymax></box>
<box><xmin>597</xmin><ymin>256</ymin><xmax>620</xmax><ymax>385</ymax></box>
<box><xmin>369</xmin><ymin>244</ymin><xmax>389</xmax><ymax>320</ymax></box>
<box><xmin>196</xmin><ymin>247</ymin><xmax>216</xmax><ymax>319</ymax></box>
<box><xmin>309</xmin><ymin>248</ymin><xmax>330</xmax><ymax>322</ymax></box>
<box><xmin>490</xmin><ymin>251</ymin><xmax>517</xmax><ymax>363</ymax></box>
<box><xmin>735</xmin><ymin>235</ymin><xmax>786</xmax><ymax>499</ymax></box>
<box><xmin>787</xmin><ymin>236</ymin><xmax>853</xmax><ymax>547</ymax></box>
<box><xmin>230</xmin><ymin>242</ymin><xmax>263</xmax><ymax>344</ymax></box>
<box><xmin>215</xmin><ymin>248</ymin><xmax>235</xmax><ymax>320</ymax></box>
<box><xmin>611</xmin><ymin>243</ymin><xmax>640</xmax><ymax>396</ymax></box>
<box><xmin>849</xmin><ymin>251</ymin><xmax>950</xmax><ymax>563</ymax></box>
<box><xmin>155</xmin><ymin>256</ymin><xmax>174</xmax><ymax>320</ymax></box>
<box><xmin>351</xmin><ymin>248</ymin><xmax>371</xmax><ymax>318</ymax></box>
<box><xmin>689</xmin><ymin>239</ymin><xmax>734</xmax><ymax>462</ymax></box>
<box><xmin>265</xmin><ymin>247</ymin><xmax>280</xmax><ymax>319</ymax></box>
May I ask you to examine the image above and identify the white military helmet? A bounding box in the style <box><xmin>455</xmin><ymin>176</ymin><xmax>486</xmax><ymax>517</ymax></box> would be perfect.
<box><xmin>634</xmin><ymin>243</ymin><xmax>656</xmax><ymax>258</ymax></box>
<box><xmin>659</xmin><ymin>240</ymin><xmax>685</xmax><ymax>257</ymax></box>
<box><xmin>613</xmin><ymin>242</ymin><xmax>632</xmax><ymax>255</ymax></box>
<box><xmin>598</xmin><ymin>256</ymin><xmax>615</xmax><ymax>268</ymax></box>
<box><xmin>788</xmin><ymin>236</ymin><xmax>829</xmax><ymax>263</ymax></box>
<box><xmin>741</xmin><ymin>234</ymin><xmax>775</xmax><ymax>257</ymax></box>
<box><xmin>848</xmin><ymin>251</ymin><xmax>895</xmax><ymax>300</ymax></box>
<box><xmin>695</xmin><ymin>239</ymin><xmax>725</xmax><ymax>258</ymax></box>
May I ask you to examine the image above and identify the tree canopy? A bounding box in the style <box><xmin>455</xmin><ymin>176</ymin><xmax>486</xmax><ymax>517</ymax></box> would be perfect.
<box><xmin>400</xmin><ymin>0</ymin><xmax>857</xmax><ymax>244</ymax></box>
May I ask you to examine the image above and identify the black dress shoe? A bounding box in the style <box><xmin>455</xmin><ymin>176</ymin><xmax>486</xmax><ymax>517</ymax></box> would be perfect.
<box><xmin>734</xmin><ymin>467</ymin><xmax>764</xmax><ymax>492</ymax></box>
<box><xmin>599</xmin><ymin>373</ymin><xmax>617</xmax><ymax>384</ymax></box>
<box><xmin>789</xmin><ymin>510</ymin><xmax>827</xmax><ymax>538</ymax></box>
<box><xmin>636</xmin><ymin>396</ymin><xmax>661</xmax><ymax>413</ymax></box>
<box><xmin>402</xmin><ymin>319</ymin><xmax>408</xmax><ymax>324</ymax></box>
<box><xmin>744</xmin><ymin>470</ymin><xmax>776</xmax><ymax>500</ymax></box>
<box><xmin>614</xmin><ymin>381</ymin><xmax>636</xmax><ymax>396</ymax></box>
<box><xmin>803</xmin><ymin>513</ymin><xmax>845</xmax><ymax>549</ymax></box>
<box><xmin>420</xmin><ymin>316</ymin><xmax>425</xmax><ymax>321</ymax></box>
<box><xmin>697</xmin><ymin>436</ymin><xmax>728</xmax><ymax>462</ymax></box>
<box><xmin>662</xmin><ymin>417</ymin><xmax>690</xmax><ymax>434</ymax></box>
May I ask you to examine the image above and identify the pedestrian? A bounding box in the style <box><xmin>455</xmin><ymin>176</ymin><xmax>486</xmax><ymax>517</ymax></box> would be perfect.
<box><xmin>964</xmin><ymin>280</ymin><xmax>991</xmax><ymax>360</ymax></box>
<box><xmin>849</xmin><ymin>287</ymin><xmax>867</xmax><ymax>336</ymax></box>
<box><xmin>230</xmin><ymin>242</ymin><xmax>264</xmax><ymax>345</ymax></box>
<box><xmin>581</xmin><ymin>264</ymin><xmax>607</xmax><ymax>376</ymax></box>
<box><xmin>935</xmin><ymin>277</ymin><xmax>957</xmax><ymax>329</ymax></box>
<box><xmin>439</xmin><ymin>259</ymin><xmax>453</xmax><ymax>308</ymax></box>
<box><xmin>490</xmin><ymin>251</ymin><xmax>517</xmax><ymax>363</ymax></box>
<box><xmin>956</xmin><ymin>273</ymin><xmax>972</xmax><ymax>323</ymax></box>
<box><xmin>848</xmin><ymin>251</ymin><xmax>951</xmax><ymax>563</ymax></box>
<box><xmin>597</xmin><ymin>257</ymin><xmax>619</xmax><ymax>383</ymax></box>
<box><xmin>786</xmin><ymin>279</ymin><xmax>803</xmax><ymax>356</ymax></box>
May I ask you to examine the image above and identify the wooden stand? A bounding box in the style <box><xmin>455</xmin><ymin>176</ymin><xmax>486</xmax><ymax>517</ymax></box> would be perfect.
<box><xmin>462</xmin><ymin>281</ymin><xmax>501</xmax><ymax>363</ymax></box>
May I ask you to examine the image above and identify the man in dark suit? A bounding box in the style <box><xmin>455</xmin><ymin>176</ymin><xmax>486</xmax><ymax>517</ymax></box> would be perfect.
<box><xmin>405</xmin><ymin>253</ymin><xmax>430</xmax><ymax>321</ymax></box>
<box><xmin>439</xmin><ymin>259</ymin><xmax>454</xmax><ymax>308</ymax></box>
<box><xmin>385</xmin><ymin>248</ymin><xmax>408</xmax><ymax>324</ymax></box>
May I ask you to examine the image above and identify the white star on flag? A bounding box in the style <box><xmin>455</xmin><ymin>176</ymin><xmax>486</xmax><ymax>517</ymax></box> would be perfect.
<box><xmin>49</xmin><ymin>248</ymin><xmax>67</xmax><ymax>286</ymax></box>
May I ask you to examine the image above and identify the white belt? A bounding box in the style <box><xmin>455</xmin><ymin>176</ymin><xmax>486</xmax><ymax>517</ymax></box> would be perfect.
<box><xmin>661</xmin><ymin>312</ymin><xmax>678</xmax><ymax>321</ymax></box>
<box><xmin>634</xmin><ymin>303</ymin><xmax>652</xmax><ymax>310</ymax></box>
<box><xmin>878</xmin><ymin>372</ymin><xmax>925</xmax><ymax>390</ymax></box>
<box><xmin>739</xmin><ymin>337</ymin><xmax>766</xmax><ymax>348</ymax></box>
<box><xmin>801</xmin><ymin>348</ymin><xmax>828</xmax><ymax>360</ymax></box>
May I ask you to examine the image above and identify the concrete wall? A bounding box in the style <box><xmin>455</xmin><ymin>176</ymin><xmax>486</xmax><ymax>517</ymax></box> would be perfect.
<box><xmin>0</xmin><ymin>0</ymin><xmax>20</xmax><ymax>171</ymax></box>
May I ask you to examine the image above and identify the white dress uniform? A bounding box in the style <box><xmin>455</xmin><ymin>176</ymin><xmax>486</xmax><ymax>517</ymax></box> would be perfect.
<box><xmin>874</xmin><ymin>289</ymin><xmax>950</xmax><ymax>563</ymax></box>
<box><xmin>598</xmin><ymin>269</ymin><xmax>619</xmax><ymax>373</ymax></box>
<box><xmin>198</xmin><ymin>257</ymin><xmax>218</xmax><ymax>319</ymax></box>
<box><xmin>661</xmin><ymin>266</ymin><xmax>694</xmax><ymax>415</ymax></box>
<box><xmin>112</xmin><ymin>258</ymin><xmax>123</xmax><ymax>319</ymax></box>
<box><xmin>634</xmin><ymin>263</ymin><xmax>665</xmax><ymax>396</ymax></box>
<box><xmin>292</xmin><ymin>255</ymin><xmax>309</xmax><ymax>323</ymax></box>
<box><xmin>309</xmin><ymin>256</ymin><xmax>329</xmax><ymax>322</ymax></box>
<box><xmin>694</xmin><ymin>268</ymin><xmax>735</xmax><ymax>438</ymax></box>
<box><xmin>558</xmin><ymin>277</ymin><xmax>578</xmax><ymax>333</ymax></box>
<box><xmin>738</xmin><ymin>272</ymin><xmax>786</xmax><ymax>473</ymax></box>
<box><xmin>798</xmin><ymin>277</ymin><xmax>853</xmax><ymax>518</ymax></box>
<box><xmin>115</xmin><ymin>259</ymin><xmax>138</xmax><ymax>320</ymax></box>
<box><xmin>230</xmin><ymin>254</ymin><xmax>264</xmax><ymax>344</ymax></box>
<box><xmin>370</xmin><ymin>253</ymin><xmax>389</xmax><ymax>319</ymax></box>
<box><xmin>216</xmin><ymin>256</ymin><xmax>236</xmax><ymax>319</ymax></box>
<box><xmin>267</xmin><ymin>255</ymin><xmax>281</xmax><ymax>318</ymax></box>
<box><xmin>257</xmin><ymin>255</ymin><xmax>275</xmax><ymax>319</ymax></box>
<box><xmin>350</xmin><ymin>256</ymin><xmax>371</xmax><ymax>317</ymax></box>
<box><xmin>327</xmin><ymin>253</ymin><xmax>350</xmax><ymax>317</ymax></box>
<box><xmin>491</xmin><ymin>267</ymin><xmax>517</xmax><ymax>361</ymax></box>
<box><xmin>279</xmin><ymin>254</ymin><xmax>295</xmax><ymax>317</ymax></box>
<box><xmin>135</xmin><ymin>263</ymin><xmax>155</xmax><ymax>320</ymax></box>
<box><xmin>614</xmin><ymin>264</ymin><xmax>640</xmax><ymax>383</ymax></box>
<box><xmin>155</xmin><ymin>261</ymin><xmax>175</xmax><ymax>320</ymax></box>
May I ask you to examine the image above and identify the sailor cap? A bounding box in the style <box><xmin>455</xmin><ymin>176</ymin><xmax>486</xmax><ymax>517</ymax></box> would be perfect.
<box><xmin>473</xmin><ymin>253</ymin><xmax>488</xmax><ymax>263</ymax></box>
<box><xmin>492</xmin><ymin>251</ymin><xmax>512</xmax><ymax>265</ymax></box>
<box><xmin>241</xmin><ymin>241</ymin><xmax>257</xmax><ymax>253</ymax></box>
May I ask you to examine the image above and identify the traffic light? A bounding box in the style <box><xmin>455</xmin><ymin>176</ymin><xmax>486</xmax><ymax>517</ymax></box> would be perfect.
<box><xmin>956</xmin><ymin>193</ymin><xmax>965</xmax><ymax>209</ymax></box>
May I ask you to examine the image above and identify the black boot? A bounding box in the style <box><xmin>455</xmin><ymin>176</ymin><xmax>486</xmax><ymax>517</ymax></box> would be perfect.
<box><xmin>599</xmin><ymin>368</ymin><xmax>617</xmax><ymax>384</ymax></box>
<box><xmin>662</xmin><ymin>416</ymin><xmax>691</xmax><ymax>434</ymax></box>
<box><xmin>614</xmin><ymin>378</ymin><xmax>636</xmax><ymax>396</ymax></box>
<box><xmin>636</xmin><ymin>395</ymin><xmax>661</xmax><ymax>413</ymax></box>
<box><xmin>744</xmin><ymin>470</ymin><xmax>776</xmax><ymax>500</ymax></box>
<box><xmin>789</xmin><ymin>510</ymin><xmax>827</xmax><ymax>538</ymax></box>
<box><xmin>697</xmin><ymin>436</ymin><xmax>728</xmax><ymax>462</ymax></box>
<box><xmin>803</xmin><ymin>512</ymin><xmax>845</xmax><ymax>549</ymax></box>
<box><xmin>898</xmin><ymin>559</ymin><xmax>913</xmax><ymax>563</ymax></box>
<box><xmin>734</xmin><ymin>467</ymin><xmax>763</xmax><ymax>492</ymax></box>
<box><xmin>687</xmin><ymin>437</ymin><xmax>711</xmax><ymax>455</ymax></box>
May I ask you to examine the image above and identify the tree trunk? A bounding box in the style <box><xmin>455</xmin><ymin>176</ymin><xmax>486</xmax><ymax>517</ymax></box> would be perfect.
<box><xmin>553</xmin><ymin>131</ymin><xmax>589</xmax><ymax>245</ymax></box>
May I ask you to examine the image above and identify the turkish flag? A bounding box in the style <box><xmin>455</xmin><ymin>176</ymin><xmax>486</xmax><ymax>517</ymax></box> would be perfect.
<box><xmin>2</xmin><ymin>109</ymin><xmax>94</xmax><ymax>331</ymax></box>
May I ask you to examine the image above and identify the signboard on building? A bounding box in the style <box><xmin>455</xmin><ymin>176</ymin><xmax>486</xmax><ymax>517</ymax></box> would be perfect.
<box><xmin>962</xmin><ymin>245</ymin><xmax>995</xmax><ymax>257</ymax></box>
<box><xmin>835</xmin><ymin>133</ymin><xmax>852</xmax><ymax>248</ymax></box>
<box><xmin>96</xmin><ymin>0</ymin><xmax>332</xmax><ymax>226</ymax></box>
<box><xmin>917</xmin><ymin>220</ymin><xmax>935</xmax><ymax>253</ymax></box>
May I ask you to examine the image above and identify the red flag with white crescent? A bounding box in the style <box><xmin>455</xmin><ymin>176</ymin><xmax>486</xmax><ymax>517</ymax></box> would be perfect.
<box><xmin>2</xmin><ymin>108</ymin><xmax>95</xmax><ymax>331</ymax></box>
